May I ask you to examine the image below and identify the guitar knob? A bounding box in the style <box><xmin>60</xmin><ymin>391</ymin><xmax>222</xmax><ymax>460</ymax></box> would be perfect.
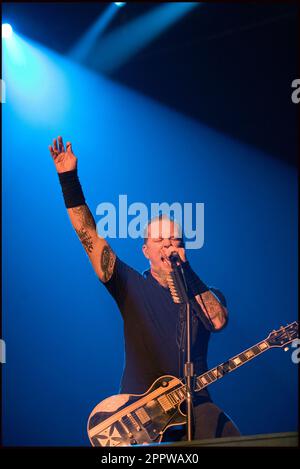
<box><xmin>284</xmin><ymin>347</ymin><xmax>289</xmax><ymax>352</ymax></box>
<box><xmin>162</xmin><ymin>381</ymin><xmax>169</xmax><ymax>387</ymax></box>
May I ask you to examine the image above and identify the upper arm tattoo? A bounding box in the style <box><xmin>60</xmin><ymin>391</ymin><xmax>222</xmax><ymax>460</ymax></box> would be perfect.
<box><xmin>197</xmin><ymin>291</ymin><xmax>227</xmax><ymax>330</ymax></box>
<box><xmin>100</xmin><ymin>245</ymin><xmax>116</xmax><ymax>282</ymax></box>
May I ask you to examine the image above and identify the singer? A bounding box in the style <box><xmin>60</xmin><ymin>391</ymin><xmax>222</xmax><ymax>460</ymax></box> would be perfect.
<box><xmin>49</xmin><ymin>136</ymin><xmax>240</xmax><ymax>442</ymax></box>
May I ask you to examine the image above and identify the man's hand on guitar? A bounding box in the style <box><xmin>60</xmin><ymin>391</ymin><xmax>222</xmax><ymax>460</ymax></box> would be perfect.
<box><xmin>49</xmin><ymin>136</ymin><xmax>77</xmax><ymax>174</ymax></box>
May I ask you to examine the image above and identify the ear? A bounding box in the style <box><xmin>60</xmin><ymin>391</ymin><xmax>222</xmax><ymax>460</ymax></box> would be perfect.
<box><xmin>142</xmin><ymin>243</ymin><xmax>150</xmax><ymax>259</ymax></box>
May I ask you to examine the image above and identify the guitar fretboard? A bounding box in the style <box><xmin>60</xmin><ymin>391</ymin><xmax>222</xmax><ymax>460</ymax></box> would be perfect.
<box><xmin>164</xmin><ymin>339</ymin><xmax>271</xmax><ymax>405</ymax></box>
<box><xmin>194</xmin><ymin>339</ymin><xmax>270</xmax><ymax>392</ymax></box>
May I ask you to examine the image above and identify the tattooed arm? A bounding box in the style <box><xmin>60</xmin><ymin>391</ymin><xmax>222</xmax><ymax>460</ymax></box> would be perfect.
<box><xmin>67</xmin><ymin>205</ymin><xmax>116</xmax><ymax>283</ymax></box>
<box><xmin>49</xmin><ymin>136</ymin><xmax>116</xmax><ymax>283</ymax></box>
<box><xmin>195</xmin><ymin>291</ymin><xmax>228</xmax><ymax>331</ymax></box>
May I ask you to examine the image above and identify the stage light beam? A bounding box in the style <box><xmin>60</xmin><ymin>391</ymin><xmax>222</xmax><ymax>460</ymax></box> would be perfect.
<box><xmin>69</xmin><ymin>4</ymin><xmax>121</xmax><ymax>61</ymax></box>
<box><xmin>89</xmin><ymin>3</ymin><xmax>200</xmax><ymax>74</ymax></box>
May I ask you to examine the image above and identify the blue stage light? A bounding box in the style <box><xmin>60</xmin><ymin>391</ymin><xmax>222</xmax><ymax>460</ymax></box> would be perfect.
<box><xmin>91</xmin><ymin>3</ymin><xmax>199</xmax><ymax>74</ymax></box>
<box><xmin>2</xmin><ymin>23</ymin><xmax>13</xmax><ymax>39</ymax></box>
<box><xmin>114</xmin><ymin>2</ymin><xmax>126</xmax><ymax>7</ymax></box>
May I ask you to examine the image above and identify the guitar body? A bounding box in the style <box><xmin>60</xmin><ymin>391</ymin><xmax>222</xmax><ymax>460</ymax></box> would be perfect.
<box><xmin>87</xmin><ymin>375</ymin><xmax>186</xmax><ymax>447</ymax></box>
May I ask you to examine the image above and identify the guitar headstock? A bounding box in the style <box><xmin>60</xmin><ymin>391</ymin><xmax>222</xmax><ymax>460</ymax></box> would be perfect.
<box><xmin>266</xmin><ymin>321</ymin><xmax>298</xmax><ymax>348</ymax></box>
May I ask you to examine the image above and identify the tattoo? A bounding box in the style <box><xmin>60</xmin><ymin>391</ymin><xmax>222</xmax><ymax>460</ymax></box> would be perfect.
<box><xmin>70</xmin><ymin>205</ymin><xmax>96</xmax><ymax>253</ymax></box>
<box><xmin>197</xmin><ymin>291</ymin><xmax>227</xmax><ymax>328</ymax></box>
<box><xmin>101</xmin><ymin>245</ymin><xmax>116</xmax><ymax>282</ymax></box>
<box><xmin>75</xmin><ymin>227</ymin><xmax>94</xmax><ymax>253</ymax></box>
<box><xmin>69</xmin><ymin>205</ymin><xmax>116</xmax><ymax>281</ymax></box>
<box><xmin>70</xmin><ymin>205</ymin><xmax>96</xmax><ymax>230</ymax></box>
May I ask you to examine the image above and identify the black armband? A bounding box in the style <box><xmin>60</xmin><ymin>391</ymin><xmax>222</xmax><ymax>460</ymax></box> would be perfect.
<box><xmin>58</xmin><ymin>169</ymin><xmax>86</xmax><ymax>209</ymax></box>
<box><xmin>181</xmin><ymin>261</ymin><xmax>209</xmax><ymax>297</ymax></box>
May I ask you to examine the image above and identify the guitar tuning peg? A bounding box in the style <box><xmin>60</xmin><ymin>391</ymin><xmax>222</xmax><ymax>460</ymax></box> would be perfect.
<box><xmin>284</xmin><ymin>347</ymin><xmax>289</xmax><ymax>352</ymax></box>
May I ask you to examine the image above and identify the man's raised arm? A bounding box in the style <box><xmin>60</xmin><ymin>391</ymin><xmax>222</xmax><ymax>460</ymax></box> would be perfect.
<box><xmin>49</xmin><ymin>136</ymin><xmax>116</xmax><ymax>283</ymax></box>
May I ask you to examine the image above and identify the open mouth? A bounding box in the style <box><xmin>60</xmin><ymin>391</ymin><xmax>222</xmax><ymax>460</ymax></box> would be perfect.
<box><xmin>161</xmin><ymin>256</ymin><xmax>169</xmax><ymax>265</ymax></box>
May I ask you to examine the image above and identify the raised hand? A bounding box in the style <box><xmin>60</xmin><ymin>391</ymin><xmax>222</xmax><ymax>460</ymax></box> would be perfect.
<box><xmin>49</xmin><ymin>136</ymin><xmax>77</xmax><ymax>174</ymax></box>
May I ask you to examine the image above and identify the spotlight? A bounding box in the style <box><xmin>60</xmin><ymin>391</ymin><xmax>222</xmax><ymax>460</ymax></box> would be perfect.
<box><xmin>2</xmin><ymin>23</ymin><xmax>13</xmax><ymax>39</ymax></box>
<box><xmin>114</xmin><ymin>2</ymin><xmax>126</xmax><ymax>7</ymax></box>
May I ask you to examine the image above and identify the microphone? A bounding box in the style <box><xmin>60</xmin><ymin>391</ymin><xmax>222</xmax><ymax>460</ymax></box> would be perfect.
<box><xmin>169</xmin><ymin>252</ymin><xmax>182</xmax><ymax>265</ymax></box>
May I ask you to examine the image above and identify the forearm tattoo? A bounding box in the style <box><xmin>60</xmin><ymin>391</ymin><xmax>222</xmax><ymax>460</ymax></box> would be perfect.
<box><xmin>70</xmin><ymin>205</ymin><xmax>96</xmax><ymax>230</ymax></box>
<box><xmin>74</xmin><ymin>227</ymin><xmax>94</xmax><ymax>253</ymax></box>
<box><xmin>70</xmin><ymin>205</ymin><xmax>96</xmax><ymax>253</ymax></box>
<box><xmin>101</xmin><ymin>245</ymin><xmax>116</xmax><ymax>282</ymax></box>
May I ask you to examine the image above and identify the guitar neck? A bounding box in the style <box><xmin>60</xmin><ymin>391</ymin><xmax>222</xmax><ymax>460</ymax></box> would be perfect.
<box><xmin>164</xmin><ymin>338</ymin><xmax>271</xmax><ymax>405</ymax></box>
<box><xmin>194</xmin><ymin>338</ymin><xmax>270</xmax><ymax>392</ymax></box>
<box><xmin>165</xmin><ymin>321</ymin><xmax>297</xmax><ymax>403</ymax></box>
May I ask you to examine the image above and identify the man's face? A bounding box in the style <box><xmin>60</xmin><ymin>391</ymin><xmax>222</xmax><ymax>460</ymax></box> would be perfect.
<box><xmin>142</xmin><ymin>218</ymin><xmax>183</xmax><ymax>274</ymax></box>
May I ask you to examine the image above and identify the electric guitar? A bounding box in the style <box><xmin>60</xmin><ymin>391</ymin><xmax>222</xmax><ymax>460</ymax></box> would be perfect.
<box><xmin>87</xmin><ymin>321</ymin><xmax>298</xmax><ymax>447</ymax></box>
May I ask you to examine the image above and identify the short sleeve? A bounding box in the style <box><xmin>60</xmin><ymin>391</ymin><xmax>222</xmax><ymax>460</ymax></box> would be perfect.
<box><xmin>101</xmin><ymin>257</ymin><xmax>143</xmax><ymax>317</ymax></box>
<box><xmin>101</xmin><ymin>257</ymin><xmax>130</xmax><ymax>303</ymax></box>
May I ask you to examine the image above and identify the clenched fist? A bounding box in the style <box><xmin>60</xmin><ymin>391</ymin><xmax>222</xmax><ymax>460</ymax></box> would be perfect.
<box><xmin>49</xmin><ymin>136</ymin><xmax>77</xmax><ymax>174</ymax></box>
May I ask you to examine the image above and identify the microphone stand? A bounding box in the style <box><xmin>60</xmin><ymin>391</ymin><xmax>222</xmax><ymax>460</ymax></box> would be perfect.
<box><xmin>168</xmin><ymin>256</ymin><xmax>194</xmax><ymax>442</ymax></box>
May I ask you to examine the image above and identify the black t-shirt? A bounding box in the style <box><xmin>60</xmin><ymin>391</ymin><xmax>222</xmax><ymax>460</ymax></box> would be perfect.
<box><xmin>103</xmin><ymin>257</ymin><xmax>225</xmax><ymax>398</ymax></box>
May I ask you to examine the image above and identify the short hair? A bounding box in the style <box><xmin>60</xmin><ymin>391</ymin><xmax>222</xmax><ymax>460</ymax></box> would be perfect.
<box><xmin>143</xmin><ymin>214</ymin><xmax>185</xmax><ymax>246</ymax></box>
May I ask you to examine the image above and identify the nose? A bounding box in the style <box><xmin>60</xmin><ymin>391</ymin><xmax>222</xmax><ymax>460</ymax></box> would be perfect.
<box><xmin>162</xmin><ymin>239</ymin><xmax>171</xmax><ymax>248</ymax></box>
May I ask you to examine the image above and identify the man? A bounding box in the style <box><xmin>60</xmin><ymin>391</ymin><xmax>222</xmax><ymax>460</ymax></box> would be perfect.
<box><xmin>49</xmin><ymin>135</ymin><xmax>240</xmax><ymax>442</ymax></box>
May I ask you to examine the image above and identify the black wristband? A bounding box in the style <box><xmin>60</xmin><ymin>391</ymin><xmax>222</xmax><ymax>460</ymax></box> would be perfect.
<box><xmin>181</xmin><ymin>261</ymin><xmax>209</xmax><ymax>297</ymax></box>
<box><xmin>58</xmin><ymin>169</ymin><xmax>86</xmax><ymax>209</ymax></box>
